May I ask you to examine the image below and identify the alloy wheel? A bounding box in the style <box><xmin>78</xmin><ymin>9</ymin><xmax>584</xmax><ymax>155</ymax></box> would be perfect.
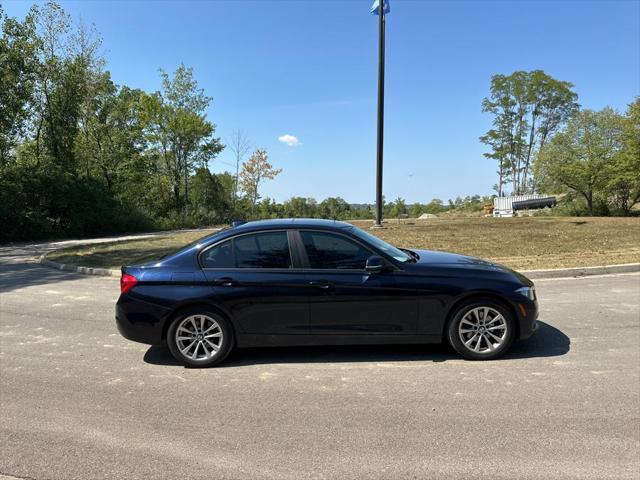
<box><xmin>457</xmin><ymin>306</ymin><xmax>508</xmax><ymax>354</ymax></box>
<box><xmin>175</xmin><ymin>314</ymin><xmax>224</xmax><ymax>361</ymax></box>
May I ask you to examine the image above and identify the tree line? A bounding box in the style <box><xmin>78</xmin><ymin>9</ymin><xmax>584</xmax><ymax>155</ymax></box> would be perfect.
<box><xmin>240</xmin><ymin>195</ymin><xmax>493</xmax><ymax>221</ymax></box>
<box><xmin>0</xmin><ymin>3</ymin><xmax>289</xmax><ymax>242</ymax></box>
<box><xmin>0</xmin><ymin>3</ymin><xmax>492</xmax><ymax>243</ymax></box>
<box><xmin>481</xmin><ymin>70</ymin><xmax>639</xmax><ymax>215</ymax></box>
<box><xmin>2</xmin><ymin>4</ymin><xmax>637</xmax><ymax>244</ymax></box>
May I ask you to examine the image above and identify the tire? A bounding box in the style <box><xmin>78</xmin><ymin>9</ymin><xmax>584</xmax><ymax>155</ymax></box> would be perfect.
<box><xmin>167</xmin><ymin>307</ymin><xmax>234</xmax><ymax>367</ymax></box>
<box><xmin>447</xmin><ymin>299</ymin><xmax>516</xmax><ymax>360</ymax></box>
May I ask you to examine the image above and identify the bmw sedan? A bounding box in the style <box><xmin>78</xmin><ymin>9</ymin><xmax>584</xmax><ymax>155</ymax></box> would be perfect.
<box><xmin>116</xmin><ymin>219</ymin><xmax>539</xmax><ymax>367</ymax></box>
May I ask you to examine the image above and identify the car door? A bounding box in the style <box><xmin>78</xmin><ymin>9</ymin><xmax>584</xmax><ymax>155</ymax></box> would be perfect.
<box><xmin>200</xmin><ymin>230</ymin><xmax>309</xmax><ymax>335</ymax></box>
<box><xmin>296</xmin><ymin>230</ymin><xmax>418</xmax><ymax>335</ymax></box>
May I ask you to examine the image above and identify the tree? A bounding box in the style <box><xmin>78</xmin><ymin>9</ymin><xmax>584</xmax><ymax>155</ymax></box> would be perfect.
<box><xmin>319</xmin><ymin>197</ymin><xmax>351</xmax><ymax>219</ymax></box>
<box><xmin>0</xmin><ymin>3</ymin><xmax>232</xmax><ymax>241</ymax></box>
<box><xmin>408</xmin><ymin>198</ymin><xmax>447</xmax><ymax>217</ymax></box>
<box><xmin>214</xmin><ymin>171</ymin><xmax>237</xmax><ymax>209</ymax></box>
<box><xmin>479</xmin><ymin>129</ymin><xmax>511</xmax><ymax>197</ymax></box>
<box><xmin>425</xmin><ymin>198</ymin><xmax>446</xmax><ymax>214</ymax></box>
<box><xmin>387</xmin><ymin>197</ymin><xmax>407</xmax><ymax>217</ymax></box>
<box><xmin>142</xmin><ymin>64</ymin><xmax>223</xmax><ymax>214</ymax></box>
<box><xmin>31</xmin><ymin>1</ymin><xmax>75</xmax><ymax>168</ymax></box>
<box><xmin>605</xmin><ymin>98</ymin><xmax>640</xmax><ymax>215</ymax></box>
<box><xmin>535</xmin><ymin>108</ymin><xmax>625</xmax><ymax>215</ymax></box>
<box><xmin>481</xmin><ymin>70</ymin><xmax>578</xmax><ymax>195</ymax></box>
<box><xmin>75</xmin><ymin>82</ymin><xmax>147</xmax><ymax>191</ymax></box>
<box><xmin>283</xmin><ymin>197</ymin><xmax>319</xmax><ymax>218</ymax></box>
<box><xmin>189</xmin><ymin>167</ymin><xmax>232</xmax><ymax>224</ymax></box>
<box><xmin>0</xmin><ymin>6</ymin><xmax>38</xmax><ymax>164</ymax></box>
<box><xmin>227</xmin><ymin>129</ymin><xmax>251</xmax><ymax>206</ymax></box>
<box><xmin>239</xmin><ymin>149</ymin><xmax>282</xmax><ymax>216</ymax></box>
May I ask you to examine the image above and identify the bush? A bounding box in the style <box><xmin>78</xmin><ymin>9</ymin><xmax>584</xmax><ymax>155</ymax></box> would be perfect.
<box><xmin>0</xmin><ymin>164</ymin><xmax>154</xmax><ymax>243</ymax></box>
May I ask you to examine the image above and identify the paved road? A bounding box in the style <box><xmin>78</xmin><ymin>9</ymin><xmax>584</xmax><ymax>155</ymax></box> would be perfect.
<box><xmin>1</xmin><ymin>241</ymin><xmax>639</xmax><ymax>480</ymax></box>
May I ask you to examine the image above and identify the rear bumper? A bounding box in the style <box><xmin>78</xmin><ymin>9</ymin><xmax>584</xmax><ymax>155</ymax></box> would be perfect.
<box><xmin>115</xmin><ymin>295</ymin><xmax>170</xmax><ymax>345</ymax></box>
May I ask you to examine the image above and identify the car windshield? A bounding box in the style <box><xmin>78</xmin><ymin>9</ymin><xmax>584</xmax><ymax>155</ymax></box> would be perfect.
<box><xmin>348</xmin><ymin>226</ymin><xmax>413</xmax><ymax>263</ymax></box>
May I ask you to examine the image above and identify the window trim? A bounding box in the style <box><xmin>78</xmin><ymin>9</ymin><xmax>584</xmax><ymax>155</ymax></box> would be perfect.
<box><xmin>292</xmin><ymin>229</ymin><xmax>398</xmax><ymax>272</ymax></box>
<box><xmin>198</xmin><ymin>229</ymin><xmax>296</xmax><ymax>270</ymax></box>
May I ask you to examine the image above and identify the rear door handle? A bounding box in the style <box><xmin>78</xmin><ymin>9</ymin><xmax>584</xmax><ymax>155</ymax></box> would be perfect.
<box><xmin>309</xmin><ymin>280</ymin><xmax>331</xmax><ymax>289</ymax></box>
<box><xmin>212</xmin><ymin>277</ymin><xmax>235</xmax><ymax>286</ymax></box>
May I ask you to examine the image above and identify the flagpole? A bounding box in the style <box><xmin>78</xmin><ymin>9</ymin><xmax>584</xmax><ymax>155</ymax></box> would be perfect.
<box><xmin>373</xmin><ymin>0</ymin><xmax>386</xmax><ymax>228</ymax></box>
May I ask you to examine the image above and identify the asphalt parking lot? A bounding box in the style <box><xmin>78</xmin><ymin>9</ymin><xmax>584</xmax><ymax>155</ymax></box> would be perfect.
<box><xmin>1</xmin><ymin>241</ymin><xmax>639</xmax><ymax>479</ymax></box>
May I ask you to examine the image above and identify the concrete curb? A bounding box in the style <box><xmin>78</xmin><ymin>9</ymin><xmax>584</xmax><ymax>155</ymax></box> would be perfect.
<box><xmin>521</xmin><ymin>262</ymin><xmax>640</xmax><ymax>279</ymax></box>
<box><xmin>39</xmin><ymin>251</ymin><xmax>640</xmax><ymax>280</ymax></box>
<box><xmin>39</xmin><ymin>254</ymin><xmax>120</xmax><ymax>277</ymax></box>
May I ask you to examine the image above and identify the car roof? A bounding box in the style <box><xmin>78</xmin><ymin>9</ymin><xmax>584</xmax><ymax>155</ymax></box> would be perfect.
<box><xmin>231</xmin><ymin>218</ymin><xmax>353</xmax><ymax>232</ymax></box>
<box><xmin>159</xmin><ymin>219</ymin><xmax>358</xmax><ymax>267</ymax></box>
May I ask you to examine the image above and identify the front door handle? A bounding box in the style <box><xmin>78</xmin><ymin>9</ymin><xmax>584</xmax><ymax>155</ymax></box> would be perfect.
<box><xmin>309</xmin><ymin>280</ymin><xmax>331</xmax><ymax>289</ymax></box>
<box><xmin>212</xmin><ymin>277</ymin><xmax>235</xmax><ymax>286</ymax></box>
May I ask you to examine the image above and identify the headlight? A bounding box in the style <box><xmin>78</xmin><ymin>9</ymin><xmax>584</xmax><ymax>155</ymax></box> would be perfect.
<box><xmin>515</xmin><ymin>286</ymin><xmax>536</xmax><ymax>301</ymax></box>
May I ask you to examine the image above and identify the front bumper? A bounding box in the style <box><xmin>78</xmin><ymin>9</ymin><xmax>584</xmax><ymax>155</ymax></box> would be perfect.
<box><xmin>517</xmin><ymin>299</ymin><xmax>539</xmax><ymax>340</ymax></box>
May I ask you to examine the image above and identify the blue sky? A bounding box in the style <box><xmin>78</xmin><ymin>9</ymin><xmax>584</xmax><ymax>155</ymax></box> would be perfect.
<box><xmin>4</xmin><ymin>0</ymin><xmax>639</xmax><ymax>203</ymax></box>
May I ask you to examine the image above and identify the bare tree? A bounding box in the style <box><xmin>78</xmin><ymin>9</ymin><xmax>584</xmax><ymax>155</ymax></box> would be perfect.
<box><xmin>227</xmin><ymin>129</ymin><xmax>251</xmax><ymax>205</ymax></box>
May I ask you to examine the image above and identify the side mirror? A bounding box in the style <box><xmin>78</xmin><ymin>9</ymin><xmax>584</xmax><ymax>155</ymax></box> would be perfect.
<box><xmin>365</xmin><ymin>255</ymin><xmax>386</xmax><ymax>274</ymax></box>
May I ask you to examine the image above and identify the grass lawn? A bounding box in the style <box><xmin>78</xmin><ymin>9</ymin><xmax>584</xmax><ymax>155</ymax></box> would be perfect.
<box><xmin>47</xmin><ymin>217</ymin><xmax>640</xmax><ymax>271</ymax></box>
<box><xmin>47</xmin><ymin>229</ymin><xmax>220</xmax><ymax>270</ymax></box>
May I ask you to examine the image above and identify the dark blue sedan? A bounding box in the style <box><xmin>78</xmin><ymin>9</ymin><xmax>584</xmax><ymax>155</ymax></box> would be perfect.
<box><xmin>116</xmin><ymin>219</ymin><xmax>538</xmax><ymax>367</ymax></box>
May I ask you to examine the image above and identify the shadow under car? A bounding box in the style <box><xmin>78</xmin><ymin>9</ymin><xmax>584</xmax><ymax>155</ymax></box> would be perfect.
<box><xmin>143</xmin><ymin>320</ymin><xmax>570</xmax><ymax>368</ymax></box>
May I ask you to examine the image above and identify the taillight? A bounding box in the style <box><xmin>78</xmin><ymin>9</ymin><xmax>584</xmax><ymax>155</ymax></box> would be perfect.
<box><xmin>120</xmin><ymin>273</ymin><xmax>138</xmax><ymax>294</ymax></box>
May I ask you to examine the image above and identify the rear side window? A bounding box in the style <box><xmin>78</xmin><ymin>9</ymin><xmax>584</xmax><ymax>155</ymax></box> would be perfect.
<box><xmin>200</xmin><ymin>231</ymin><xmax>292</xmax><ymax>269</ymax></box>
<box><xmin>235</xmin><ymin>232</ymin><xmax>291</xmax><ymax>268</ymax></box>
<box><xmin>300</xmin><ymin>231</ymin><xmax>371</xmax><ymax>270</ymax></box>
<box><xmin>200</xmin><ymin>240</ymin><xmax>234</xmax><ymax>269</ymax></box>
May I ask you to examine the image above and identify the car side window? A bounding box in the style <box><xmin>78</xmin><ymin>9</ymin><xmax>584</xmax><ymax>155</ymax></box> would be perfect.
<box><xmin>234</xmin><ymin>232</ymin><xmax>292</xmax><ymax>269</ymax></box>
<box><xmin>300</xmin><ymin>231</ymin><xmax>371</xmax><ymax>270</ymax></box>
<box><xmin>200</xmin><ymin>240</ymin><xmax>234</xmax><ymax>269</ymax></box>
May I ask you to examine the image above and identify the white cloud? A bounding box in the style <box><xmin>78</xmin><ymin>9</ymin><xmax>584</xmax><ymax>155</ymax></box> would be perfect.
<box><xmin>278</xmin><ymin>134</ymin><xmax>302</xmax><ymax>147</ymax></box>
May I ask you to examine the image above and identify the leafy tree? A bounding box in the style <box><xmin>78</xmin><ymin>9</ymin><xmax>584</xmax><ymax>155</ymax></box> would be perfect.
<box><xmin>535</xmin><ymin>108</ymin><xmax>625</xmax><ymax>215</ymax></box>
<box><xmin>481</xmin><ymin>70</ymin><xmax>578</xmax><ymax>195</ymax></box>
<box><xmin>425</xmin><ymin>198</ymin><xmax>446</xmax><ymax>214</ymax></box>
<box><xmin>142</xmin><ymin>64</ymin><xmax>223</xmax><ymax>214</ymax></box>
<box><xmin>605</xmin><ymin>98</ymin><xmax>640</xmax><ymax>215</ymax></box>
<box><xmin>239</xmin><ymin>148</ymin><xmax>282</xmax><ymax>216</ymax></box>
<box><xmin>386</xmin><ymin>197</ymin><xmax>407</xmax><ymax>217</ymax></box>
<box><xmin>480</xmin><ymin>129</ymin><xmax>511</xmax><ymax>197</ymax></box>
<box><xmin>0</xmin><ymin>6</ymin><xmax>38</xmax><ymax>164</ymax></box>
<box><xmin>76</xmin><ymin>82</ymin><xmax>147</xmax><ymax>190</ymax></box>
<box><xmin>30</xmin><ymin>1</ymin><xmax>75</xmax><ymax>168</ymax></box>
<box><xmin>0</xmin><ymin>3</ymin><xmax>232</xmax><ymax>241</ymax></box>
<box><xmin>319</xmin><ymin>197</ymin><xmax>351</xmax><ymax>219</ymax></box>
<box><xmin>189</xmin><ymin>167</ymin><xmax>233</xmax><ymax>224</ymax></box>
<box><xmin>282</xmin><ymin>197</ymin><xmax>317</xmax><ymax>218</ymax></box>
<box><xmin>215</xmin><ymin>171</ymin><xmax>237</xmax><ymax>211</ymax></box>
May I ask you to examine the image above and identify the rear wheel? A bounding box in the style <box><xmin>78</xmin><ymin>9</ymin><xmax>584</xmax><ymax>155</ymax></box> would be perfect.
<box><xmin>447</xmin><ymin>299</ymin><xmax>515</xmax><ymax>360</ymax></box>
<box><xmin>167</xmin><ymin>308</ymin><xmax>233</xmax><ymax>367</ymax></box>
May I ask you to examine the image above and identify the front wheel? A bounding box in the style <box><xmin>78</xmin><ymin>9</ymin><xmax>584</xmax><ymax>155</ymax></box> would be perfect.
<box><xmin>447</xmin><ymin>300</ymin><xmax>516</xmax><ymax>360</ymax></box>
<box><xmin>167</xmin><ymin>308</ymin><xmax>234</xmax><ymax>367</ymax></box>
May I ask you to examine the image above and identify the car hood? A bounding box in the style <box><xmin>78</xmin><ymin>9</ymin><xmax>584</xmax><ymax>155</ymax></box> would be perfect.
<box><xmin>412</xmin><ymin>250</ymin><xmax>494</xmax><ymax>266</ymax></box>
<box><xmin>409</xmin><ymin>249</ymin><xmax>533</xmax><ymax>285</ymax></box>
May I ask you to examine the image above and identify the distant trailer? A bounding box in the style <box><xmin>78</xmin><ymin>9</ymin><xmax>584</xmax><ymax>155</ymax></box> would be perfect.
<box><xmin>493</xmin><ymin>194</ymin><xmax>544</xmax><ymax>217</ymax></box>
<box><xmin>512</xmin><ymin>197</ymin><xmax>557</xmax><ymax>211</ymax></box>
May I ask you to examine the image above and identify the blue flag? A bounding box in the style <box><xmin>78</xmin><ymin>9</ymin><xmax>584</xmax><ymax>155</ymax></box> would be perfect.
<box><xmin>370</xmin><ymin>0</ymin><xmax>390</xmax><ymax>15</ymax></box>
